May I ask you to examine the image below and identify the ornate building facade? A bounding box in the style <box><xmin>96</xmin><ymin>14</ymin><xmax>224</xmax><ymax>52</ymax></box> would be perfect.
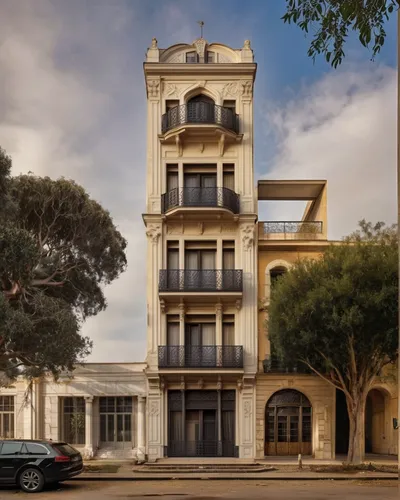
<box><xmin>143</xmin><ymin>37</ymin><xmax>258</xmax><ymax>461</ymax></box>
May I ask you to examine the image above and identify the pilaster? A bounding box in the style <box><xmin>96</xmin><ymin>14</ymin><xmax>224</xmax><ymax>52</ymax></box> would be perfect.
<box><xmin>84</xmin><ymin>396</ymin><xmax>94</xmax><ymax>459</ymax></box>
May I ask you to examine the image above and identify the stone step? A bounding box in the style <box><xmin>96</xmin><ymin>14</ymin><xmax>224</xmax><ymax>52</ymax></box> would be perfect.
<box><xmin>134</xmin><ymin>463</ymin><xmax>272</xmax><ymax>473</ymax></box>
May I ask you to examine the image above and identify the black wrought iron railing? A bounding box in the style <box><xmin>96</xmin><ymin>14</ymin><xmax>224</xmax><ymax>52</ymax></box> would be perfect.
<box><xmin>159</xmin><ymin>269</ymin><xmax>243</xmax><ymax>293</ymax></box>
<box><xmin>263</xmin><ymin>356</ymin><xmax>312</xmax><ymax>374</ymax></box>
<box><xmin>167</xmin><ymin>440</ymin><xmax>236</xmax><ymax>457</ymax></box>
<box><xmin>161</xmin><ymin>102</ymin><xmax>239</xmax><ymax>134</ymax></box>
<box><xmin>263</xmin><ymin>221</ymin><xmax>323</xmax><ymax>234</ymax></box>
<box><xmin>159</xmin><ymin>346</ymin><xmax>244</xmax><ymax>369</ymax></box>
<box><xmin>161</xmin><ymin>187</ymin><xmax>240</xmax><ymax>214</ymax></box>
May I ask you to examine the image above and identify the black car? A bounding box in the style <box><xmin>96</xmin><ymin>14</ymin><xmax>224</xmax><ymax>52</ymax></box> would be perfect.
<box><xmin>0</xmin><ymin>439</ymin><xmax>83</xmax><ymax>493</ymax></box>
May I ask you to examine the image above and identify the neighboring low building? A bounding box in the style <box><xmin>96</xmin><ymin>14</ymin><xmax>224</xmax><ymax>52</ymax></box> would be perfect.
<box><xmin>0</xmin><ymin>363</ymin><xmax>146</xmax><ymax>460</ymax></box>
<box><xmin>256</xmin><ymin>180</ymin><xmax>398</xmax><ymax>459</ymax></box>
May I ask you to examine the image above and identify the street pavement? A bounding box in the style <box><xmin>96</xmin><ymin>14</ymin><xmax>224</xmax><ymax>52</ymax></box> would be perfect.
<box><xmin>0</xmin><ymin>479</ymin><xmax>398</xmax><ymax>499</ymax></box>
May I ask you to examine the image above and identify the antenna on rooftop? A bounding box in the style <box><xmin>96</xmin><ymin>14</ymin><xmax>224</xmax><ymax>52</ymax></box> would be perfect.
<box><xmin>197</xmin><ymin>21</ymin><xmax>204</xmax><ymax>38</ymax></box>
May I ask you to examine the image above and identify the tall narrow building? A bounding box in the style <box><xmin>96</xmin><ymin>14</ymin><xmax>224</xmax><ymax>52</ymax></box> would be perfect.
<box><xmin>143</xmin><ymin>37</ymin><xmax>257</xmax><ymax>460</ymax></box>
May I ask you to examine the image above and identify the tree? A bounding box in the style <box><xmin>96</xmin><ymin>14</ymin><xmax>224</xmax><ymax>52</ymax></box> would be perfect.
<box><xmin>268</xmin><ymin>220</ymin><xmax>398</xmax><ymax>463</ymax></box>
<box><xmin>282</xmin><ymin>0</ymin><xmax>399</xmax><ymax>67</ymax></box>
<box><xmin>0</xmin><ymin>146</ymin><xmax>127</xmax><ymax>383</ymax></box>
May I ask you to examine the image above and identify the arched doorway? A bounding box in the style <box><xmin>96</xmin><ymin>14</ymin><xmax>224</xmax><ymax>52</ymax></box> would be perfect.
<box><xmin>265</xmin><ymin>389</ymin><xmax>312</xmax><ymax>456</ymax></box>
<box><xmin>365</xmin><ymin>389</ymin><xmax>386</xmax><ymax>454</ymax></box>
<box><xmin>187</xmin><ymin>94</ymin><xmax>215</xmax><ymax>124</ymax></box>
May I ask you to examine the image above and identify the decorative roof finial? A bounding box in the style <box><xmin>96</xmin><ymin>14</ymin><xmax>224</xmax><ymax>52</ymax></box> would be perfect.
<box><xmin>197</xmin><ymin>20</ymin><xmax>204</xmax><ymax>38</ymax></box>
<box><xmin>243</xmin><ymin>39</ymin><xmax>251</xmax><ymax>49</ymax></box>
<box><xmin>151</xmin><ymin>37</ymin><xmax>158</xmax><ymax>49</ymax></box>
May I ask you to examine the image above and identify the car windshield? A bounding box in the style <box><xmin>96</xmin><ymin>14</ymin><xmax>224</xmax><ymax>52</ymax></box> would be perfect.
<box><xmin>53</xmin><ymin>443</ymin><xmax>79</xmax><ymax>456</ymax></box>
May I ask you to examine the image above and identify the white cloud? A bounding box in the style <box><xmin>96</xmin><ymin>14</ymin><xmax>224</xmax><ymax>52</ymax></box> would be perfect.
<box><xmin>260</xmin><ymin>64</ymin><xmax>397</xmax><ymax>239</ymax></box>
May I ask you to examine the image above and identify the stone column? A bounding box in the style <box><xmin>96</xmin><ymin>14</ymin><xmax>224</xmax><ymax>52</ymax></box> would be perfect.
<box><xmin>179</xmin><ymin>302</ymin><xmax>185</xmax><ymax>348</ymax></box>
<box><xmin>216</xmin><ymin>303</ymin><xmax>223</xmax><ymax>367</ymax></box>
<box><xmin>84</xmin><ymin>396</ymin><xmax>94</xmax><ymax>459</ymax></box>
<box><xmin>137</xmin><ymin>396</ymin><xmax>146</xmax><ymax>462</ymax></box>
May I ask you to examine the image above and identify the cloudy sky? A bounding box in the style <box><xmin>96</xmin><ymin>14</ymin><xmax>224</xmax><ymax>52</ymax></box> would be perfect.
<box><xmin>0</xmin><ymin>1</ymin><xmax>397</xmax><ymax>363</ymax></box>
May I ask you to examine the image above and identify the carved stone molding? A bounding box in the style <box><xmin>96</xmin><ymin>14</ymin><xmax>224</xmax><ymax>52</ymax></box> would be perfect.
<box><xmin>180</xmin><ymin>375</ymin><xmax>186</xmax><ymax>391</ymax></box>
<box><xmin>146</xmin><ymin>224</ymin><xmax>161</xmax><ymax>244</ymax></box>
<box><xmin>237</xmin><ymin>378</ymin><xmax>243</xmax><ymax>391</ymax></box>
<box><xmin>149</xmin><ymin>401</ymin><xmax>160</xmax><ymax>416</ymax></box>
<box><xmin>241</xmin><ymin>224</ymin><xmax>254</xmax><ymax>250</ymax></box>
<box><xmin>215</xmin><ymin>301</ymin><xmax>223</xmax><ymax>318</ymax></box>
<box><xmin>160</xmin><ymin>298</ymin><xmax>167</xmax><ymax>314</ymax></box>
<box><xmin>198</xmin><ymin>378</ymin><xmax>204</xmax><ymax>390</ymax></box>
<box><xmin>217</xmin><ymin>375</ymin><xmax>223</xmax><ymax>391</ymax></box>
<box><xmin>163</xmin><ymin>83</ymin><xmax>179</xmax><ymax>98</ymax></box>
<box><xmin>147</xmin><ymin>80</ymin><xmax>160</xmax><ymax>98</ymax></box>
<box><xmin>193</xmin><ymin>38</ymin><xmax>207</xmax><ymax>60</ymax></box>
<box><xmin>241</xmin><ymin>81</ymin><xmax>252</xmax><ymax>98</ymax></box>
<box><xmin>222</xmin><ymin>81</ymin><xmax>240</xmax><ymax>97</ymax></box>
<box><xmin>243</xmin><ymin>400</ymin><xmax>253</xmax><ymax>417</ymax></box>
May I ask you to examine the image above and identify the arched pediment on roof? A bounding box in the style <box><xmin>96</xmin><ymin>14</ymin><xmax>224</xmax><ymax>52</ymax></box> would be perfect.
<box><xmin>207</xmin><ymin>43</ymin><xmax>239</xmax><ymax>63</ymax></box>
<box><xmin>160</xmin><ymin>44</ymin><xmax>192</xmax><ymax>63</ymax></box>
<box><xmin>160</xmin><ymin>40</ymin><xmax>239</xmax><ymax>64</ymax></box>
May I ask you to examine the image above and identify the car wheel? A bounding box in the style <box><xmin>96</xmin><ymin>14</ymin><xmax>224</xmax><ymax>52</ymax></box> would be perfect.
<box><xmin>19</xmin><ymin>468</ymin><xmax>45</xmax><ymax>493</ymax></box>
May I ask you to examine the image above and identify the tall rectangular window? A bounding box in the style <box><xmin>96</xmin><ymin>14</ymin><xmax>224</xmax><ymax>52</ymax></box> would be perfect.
<box><xmin>0</xmin><ymin>396</ymin><xmax>14</xmax><ymax>439</ymax></box>
<box><xmin>60</xmin><ymin>397</ymin><xmax>85</xmax><ymax>445</ymax></box>
<box><xmin>223</xmin><ymin>164</ymin><xmax>235</xmax><ymax>191</ymax></box>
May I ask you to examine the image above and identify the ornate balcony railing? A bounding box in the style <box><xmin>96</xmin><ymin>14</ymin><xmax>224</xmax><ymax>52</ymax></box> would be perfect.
<box><xmin>263</xmin><ymin>221</ymin><xmax>323</xmax><ymax>234</ymax></box>
<box><xmin>158</xmin><ymin>345</ymin><xmax>244</xmax><ymax>369</ymax></box>
<box><xmin>161</xmin><ymin>187</ymin><xmax>240</xmax><ymax>214</ymax></box>
<box><xmin>263</xmin><ymin>356</ymin><xmax>312</xmax><ymax>374</ymax></box>
<box><xmin>161</xmin><ymin>102</ymin><xmax>239</xmax><ymax>134</ymax></box>
<box><xmin>159</xmin><ymin>269</ymin><xmax>243</xmax><ymax>293</ymax></box>
<box><xmin>167</xmin><ymin>440</ymin><xmax>237</xmax><ymax>457</ymax></box>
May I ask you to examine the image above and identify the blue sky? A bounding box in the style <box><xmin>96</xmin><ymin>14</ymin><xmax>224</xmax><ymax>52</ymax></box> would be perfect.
<box><xmin>1</xmin><ymin>1</ymin><xmax>397</xmax><ymax>362</ymax></box>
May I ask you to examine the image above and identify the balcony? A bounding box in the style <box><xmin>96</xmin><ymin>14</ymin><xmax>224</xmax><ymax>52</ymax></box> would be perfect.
<box><xmin>158</xmin><ymin>345</ymin><xmax>244</xmax><ymax>369</ymax></box>
<box><xmin>161</xmin><ymin>102</ymin><xmax>239</xmax><ymax>135</ymax></box>
<box><xmin>260</xmin><ymin>221</ymin><xmax>324</xmax><ymax>241</ymax></box>
<box><xmin>161</xmin><ymin>187</ymin><xmax>240</xmax><ymax>216</ymax></box>
<box><xmin>263</xmin><ymin>356</ymin><xmax>312</xmax><ymax>374</ymax></box>
<box><xmin>159</xmin><ymin>269</ymin><xmax>242</xmax><ymax>293</ymax></box>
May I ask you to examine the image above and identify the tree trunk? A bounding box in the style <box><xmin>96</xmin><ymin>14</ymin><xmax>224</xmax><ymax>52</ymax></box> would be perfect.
<box><xmin>346</xmin><ymin>393</ymin><xmax>367</xmax><ymax>464</ymax></box>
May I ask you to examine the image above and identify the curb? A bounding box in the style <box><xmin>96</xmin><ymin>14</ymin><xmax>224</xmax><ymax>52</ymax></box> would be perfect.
<box><xmin>73</xmin><ymin>474</ymin><xmax>398</xmax><ymax>482</ymax></box>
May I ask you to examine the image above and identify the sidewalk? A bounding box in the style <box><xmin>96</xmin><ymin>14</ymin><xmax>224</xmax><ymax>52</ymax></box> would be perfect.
<box><xmin>76</xmin><ymin>463</ymin><xmax>398</xmax><ymax>481</ymax></box>
<box><xmin>76</xmin><ymin>471</ymin><xmax>397</xmax><ymax>481</ymax></box>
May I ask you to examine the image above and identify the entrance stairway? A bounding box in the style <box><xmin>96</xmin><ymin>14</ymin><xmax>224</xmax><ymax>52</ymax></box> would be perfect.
<box><xmin>133</xmin><ymin>460</ymin><xmax>273</xmax><ymax>474</ymax></box>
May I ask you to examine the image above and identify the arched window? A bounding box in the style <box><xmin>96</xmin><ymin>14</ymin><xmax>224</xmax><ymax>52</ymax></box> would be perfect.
<box><xmin>270</xmin><ymin>266</ymin><xmax>286</xmax><ymax>288</ymax></box>
<box><xmin>187</xmin><ymin>94</ymin><xmax>215</xmax><ymax>125</ymax></box>
<box><xmin>265</xmin><ymin>389</ymin><xmax>312</xmax><ymax>456</ymax></box>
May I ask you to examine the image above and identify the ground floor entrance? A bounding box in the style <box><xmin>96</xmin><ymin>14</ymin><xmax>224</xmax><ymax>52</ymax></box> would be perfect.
<box><xmin>265</xmin><ymin>389</ymin><xmax>312</xmax><ymax>456</ymax></box>
<box><xmin>99</xmin><ymin>397</ymin><xmax>133</xmax><ymax>452</ymax></box>
<box><xmin>167</xmin><ymin>390</ymin><xmax>236</xmax><ymax>457</ymax></box>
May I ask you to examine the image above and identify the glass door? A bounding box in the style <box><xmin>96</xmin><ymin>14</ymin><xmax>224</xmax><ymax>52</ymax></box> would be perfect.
<box><xmin>99</xmin><ymin>397</ymin><xmax>132</xmax><ymax>451</ymax></box>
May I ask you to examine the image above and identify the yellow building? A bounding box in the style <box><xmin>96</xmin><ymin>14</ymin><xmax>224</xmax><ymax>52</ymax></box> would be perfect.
<box><xmin>255</xmin><ymin>180</ymin><xmax>398</xmax><ymax>459</ymax></box>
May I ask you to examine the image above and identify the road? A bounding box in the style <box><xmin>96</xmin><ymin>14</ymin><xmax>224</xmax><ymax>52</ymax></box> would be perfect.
<box><xmin>0</xmin><ymin>479</ymin><xmax>397</xmax><ymax>499</ymax></box>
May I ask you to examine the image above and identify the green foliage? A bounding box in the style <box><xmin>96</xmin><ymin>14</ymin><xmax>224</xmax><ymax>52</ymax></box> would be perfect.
<box><xmin>282</xmin><ymin>0</ymin><xmax>399</xmax><ymax>67</ymax></box>
<box><xmin>0</xmin><ymin>146</ymin><xmax>127</xmax><ymax>383</ymax></box>
<box><xmin>268</xmin><ymin>220</ymin><xmax>398</xmax><ymax>391</ymax></box>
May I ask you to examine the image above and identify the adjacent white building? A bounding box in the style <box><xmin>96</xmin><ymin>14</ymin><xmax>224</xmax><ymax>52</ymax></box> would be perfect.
<box><xmin>0</xmin><ymin>364</ymin><xmax>146</xmax><ymax>460</ymax></box>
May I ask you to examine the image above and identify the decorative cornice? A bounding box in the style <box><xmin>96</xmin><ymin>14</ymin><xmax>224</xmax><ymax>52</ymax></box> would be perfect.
<box><xmin>144</xmin><ymin>63</ymin><xmax>257</xmax><ymax>78</ymax></box>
